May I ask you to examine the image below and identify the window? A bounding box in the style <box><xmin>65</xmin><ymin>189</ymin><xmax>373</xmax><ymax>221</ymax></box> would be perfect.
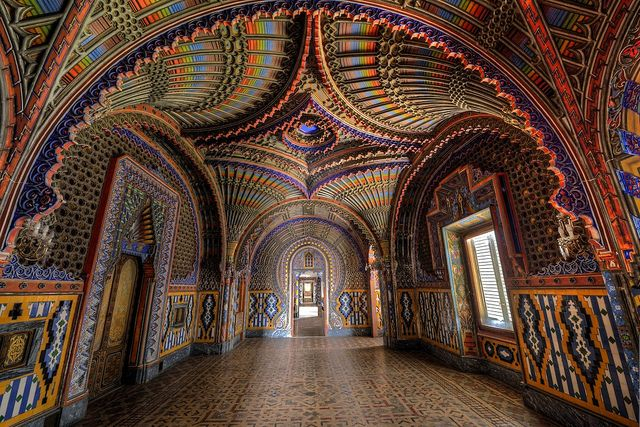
<box><xmin>304</xmin><ymin>252</ymin><xmax>314</xmax><ymax>268</ymax></box>
<box><xmin>465</xmin><ymin>230</ymin><xmax>512</xmax><ymax>330</ymax></box>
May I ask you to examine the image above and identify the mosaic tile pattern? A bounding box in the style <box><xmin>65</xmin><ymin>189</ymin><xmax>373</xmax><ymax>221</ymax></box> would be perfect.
<box><xmin>514</xmin><ymin>290</ymin><xmax>639</xmax><ymax>425</ymax></box>
<box><xmin>81</xmin><ymin>338</ymin><xmax>551</xmax><ymax>426</ymax></box>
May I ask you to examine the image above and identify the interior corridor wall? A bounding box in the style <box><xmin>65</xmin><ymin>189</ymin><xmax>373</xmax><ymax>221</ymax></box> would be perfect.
<box><xmin>393</xmin><ymin>130</ymin><xmax>639</xmax><ymax>426</ymax></box>
<box><xmin>0</xmin><ymin>115</ymin><xmax>208</xmax><ymax>425</ymax></box>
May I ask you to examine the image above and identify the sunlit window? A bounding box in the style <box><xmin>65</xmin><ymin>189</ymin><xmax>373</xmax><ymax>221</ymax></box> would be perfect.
<box><xmin>465</xmin><ymin>230</ymin><xmax>512</xmax><ymax>330</ymax></box>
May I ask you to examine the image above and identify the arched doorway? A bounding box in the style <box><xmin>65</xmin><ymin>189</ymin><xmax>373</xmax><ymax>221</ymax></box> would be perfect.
<box><xmin>85</xmin><ymin>195</ymin><xmax>159</xmax><ymax>400</ymax></box>
<box><xmin>290</xmin><ymin>247</ymin><xmax>327</xmax><ymax>336</ymax></box>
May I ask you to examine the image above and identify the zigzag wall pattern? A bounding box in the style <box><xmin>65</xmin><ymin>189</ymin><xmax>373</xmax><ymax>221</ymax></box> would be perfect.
<box><xmin>248</xmin><ymin>292</ymin><xmax>281</xmax><ymax>329</ymax></box>
<box><xmin>337</xmin><ymin>290</ymin><xmax>369</xmax><ymax>327</ymax></box>
<box><xmin>0</xmin><ymin>296</ymin><xmax>78</xmax><ymax>425</ymax></box>
<box><xmin>161</xmin><ymin>292</ymin><xmax>195</xmax><ymax>355</ymax></box>
<box><xmin>416</xmin><ymin>289</ymin><xmax>460</xmax><ymax>353</ymax></box>
<box><xmin>514</xmin><ymin>289</ymin><xmax>638</xmax><ymax>426</ymax></box>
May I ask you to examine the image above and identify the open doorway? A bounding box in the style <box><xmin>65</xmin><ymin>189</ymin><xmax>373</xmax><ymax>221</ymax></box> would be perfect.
<box><xmin>292</xmin><ymin>249</ymin><xmax>326</xmax><ymax>336</ymax></box>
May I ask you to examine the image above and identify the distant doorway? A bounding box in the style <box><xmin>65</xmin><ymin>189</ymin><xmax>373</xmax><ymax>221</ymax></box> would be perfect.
<box><xmin>291</xmin><ymin>249</ymin><xmax>326</xmax><ymax>336</ymax></box>
<box><xmin>294</xmin><ymin>278</ymin><xmax>324</xmax><ymax>336</ymax></box>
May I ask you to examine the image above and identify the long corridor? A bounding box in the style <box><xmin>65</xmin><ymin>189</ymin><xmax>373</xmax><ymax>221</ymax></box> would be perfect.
<box><xmin>81</xmin><ymin>338</ymin><xmax>551</xmax><ymax>426</ymax></box>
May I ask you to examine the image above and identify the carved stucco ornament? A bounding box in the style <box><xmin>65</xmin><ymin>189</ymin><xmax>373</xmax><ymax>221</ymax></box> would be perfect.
<box><xmin>557</xmin><ymin>213</ymin><xmax>591</xmax><ymax>261</ymax></box>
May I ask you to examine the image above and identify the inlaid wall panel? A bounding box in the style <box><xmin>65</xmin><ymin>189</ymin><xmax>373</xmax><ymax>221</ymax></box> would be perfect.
<box><xmin>248</xmin><ymin>292</ymin><xmax>281</xmax><ymax>330</ymax></box>
<box><xmin>396</xmin><ymin>289</ymin><xmax>418</xmax><ymax>339</ymax></box>
<box><xmin>416</xmin><ymin>289</ymin><xmax>460</xmax><ymax>353</ymax></box>
<box><xmin>161</xmin><ymin>292</ymin><xmax>195</xmax><ymax>355</ymax></box>
<box><xmin>196</xmin><ymin>291</ymin><xmax>218</xmax><ymax>342</ymax></box>
<box><xmin>336</xmin><ymin>290</ymin><xmax>369</xmax><ymax>327</ymax></box>
<box><xmin>513</xmin><ymin>289</ymin><xmax>638</xmax><ymax>426</ymax></box>
<box><xmin>479</xmin><ymin>335</ymin><xmax>520</xmax><ymax>372</ymax></box>
<box><xmin>374</xmin><ymin>289</ymin><xmax>383</xmax><ymax>333</ymax></box>
<box><xmin>0</xmin><ymin>295</ymin><xmax>78</xmax><ymax>425</ymax></box>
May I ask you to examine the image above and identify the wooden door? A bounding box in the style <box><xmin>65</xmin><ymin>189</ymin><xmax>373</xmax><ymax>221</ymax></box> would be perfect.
<box><xmin>88</xmin><ymin>256</ymin><xmax>140</xmax><ymax>398</ymax></box>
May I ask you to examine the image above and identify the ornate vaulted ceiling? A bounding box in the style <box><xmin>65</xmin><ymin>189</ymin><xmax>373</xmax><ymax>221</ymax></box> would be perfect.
<box><xmin>1</xmin><ymin>0</ymin><xmax>638</xmax><ymax>268</ymax></box>
<box><xmin>77</xmin><ymin>8</ymin><xmax>551</xmax><ymax>251</ymax></box>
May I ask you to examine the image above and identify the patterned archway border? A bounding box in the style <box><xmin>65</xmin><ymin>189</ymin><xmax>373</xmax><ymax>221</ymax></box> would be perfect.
<box><xmin>115</xmin><ymin>105</ymin><xmax>227</xmax><ymax>243</ymax></box>
<box><xmin>0</xmin><ymin>20</ymin><xmax>22</xmax><ymax>176</ymax></box>
<box><xmin>283</xmin><ymin>242</ymin><xmax>334</xmax><ymax>334</ymax></box>
<box><xmin>1</xmin><ymin>106</ymin><xmax>227</xmax><ymax>272</ymax></box>
<box><xmin>1</xmin><ymin>0</ymin><xmax>591</xmax><ymax>270</ymax></box>
<box><xmin>106</xmin><ymin>118</ymin><xmax>202</xmax><ymax>285</ymax></box>
<box><xmin>251</xmin><ymin>216</ymin><xmax>367</xmax><ymax>272</ymax></box>
<box><xmin>391</xmin><ymin>113</ymin><xmax>602</xmax><ymax>254</ymax></box>
<box><xmin>234</xmin><ymin>197</ymin><xmax>380</xmax><ymax>271</ymax></box>
<box><xmin>64</xmin><ymin>155</ymin><xmax>179</xmax><ymax>401</ymax></box>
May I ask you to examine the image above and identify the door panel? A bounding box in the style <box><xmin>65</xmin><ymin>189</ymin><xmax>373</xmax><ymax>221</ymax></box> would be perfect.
<box><xmin>107</xmin><ymin>260</ymin><xmax>137</xmax><ymax>347</ymax></box>
<box><xmin>89</xmin><ymin>256</ymin><xmax>140</xmax><ymax>399</ymax></box>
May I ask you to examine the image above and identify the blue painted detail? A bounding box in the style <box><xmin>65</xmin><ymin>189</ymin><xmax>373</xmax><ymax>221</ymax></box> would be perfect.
<box><xmin>518</xmin><ymin>295</ymin><xmax>546</xmax><ymax>370</ymax></box>
<box><xmin>338</xmin><ymin>292</ymin><xmax>353</xmax><ymax>319</ymax></box>
<box><xmin>617</xmin><ymin>170</ymin><xmax>640</xmax><ymax>198</ymax></box>
<box><xmin>28</xmin><ymin>301</ymin><xmax>53</xmax><ymax>318</ymax></box>
<box><xmin>265</xmin><ymin>294</ymin><xmax>279</xmax><ymax>320</ymax></box>
<box><xmin>8</xmin><ymin>0</ymin><xmax>595</xmax><ymax>248</ymax></box>
<box><xmin>40</xmin><ymin>301</ymin><xmax>71</xmax><ymax>402</ymax></box>
<box><xmin>619</xmin><ymin>130</ymin><xmax>640</xmax><ymax>156</ymax></box>
<box><xmin>560</xmin><ymin>296</ymin><xmax>602</xmax><ymax>387</ymax></box>
<box><xmin>484</xmin><ymin>340</ymin><xmax>495</xmax><ymax>357</ymax></box>
<box><xmin>2</xmin><ymin>255</ymin><xmax>76</xmax><ymax>281</ymax></box>
<box><xmin>299</xmin><ymin>124</ymin><xmax>319</xmax><ymax>134</ymax></box>
<box><xmin>0</xmin><ymin>374</ymin><xmax>41</xmax><ymax>422</ymax></box>
<box><xmin>201</xmin><ymin>294</ymin><xmax>216</xmax><ymax>332</ymax></box>
<box><xmin>496</xmin><ymin>345</ymin><xmax>514</xmax><ymax>363</ymax></box>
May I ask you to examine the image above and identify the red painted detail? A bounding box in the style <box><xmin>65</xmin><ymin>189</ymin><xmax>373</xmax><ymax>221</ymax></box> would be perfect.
<box><xmin>517</xmin><ymin>0</ymin><xmax>634</xmax><ymax>269</ymax></box>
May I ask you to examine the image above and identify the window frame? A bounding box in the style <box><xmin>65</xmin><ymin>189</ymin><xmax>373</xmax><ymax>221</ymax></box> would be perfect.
<box><xmin>463</xmin><ymin>224</ymin><xmax>513</xmax><ymax>333</ymax></box>
<box><xmin>304</xmin><ymin>252</ymin><xmax>314</xmax><ymax>269</ymax></box>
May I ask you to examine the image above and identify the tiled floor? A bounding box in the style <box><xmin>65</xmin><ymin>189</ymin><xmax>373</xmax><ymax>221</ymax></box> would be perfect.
<box><xmin>294</xmin><ymin>315</ymin><xmax>324</xmax><ymax>336</ymax></box>
<box><xmin>81</xmin><ymin>337</ymin><xmax>552</xmax><ymax>426</ymax></box>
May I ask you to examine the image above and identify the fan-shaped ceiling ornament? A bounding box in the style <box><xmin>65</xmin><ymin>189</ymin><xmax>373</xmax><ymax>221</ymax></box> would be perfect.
<box><xmin>90</xmin><ymin>9</ymin><xmax>531</xmax><ymax>145</ymax></box>
<box><xmin>11</xmin><ymin>1</ymin><xmax>596</xmax><ymax>260</ymax></box>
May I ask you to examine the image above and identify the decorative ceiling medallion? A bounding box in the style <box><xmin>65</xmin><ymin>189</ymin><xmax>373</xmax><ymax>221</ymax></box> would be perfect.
<box><xmin>283</xmin><ymin>113</ymin><xmax>337</xmax><ymax>153</ymax></box>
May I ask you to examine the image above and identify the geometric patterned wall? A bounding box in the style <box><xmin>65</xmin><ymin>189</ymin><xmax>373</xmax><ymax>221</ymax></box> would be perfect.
<box><xmin>248</xmin><ymin>292</ymin><xmax>281</xmax><ymax>329</ymax></box>
<box><xmin>0</xmin><ymin>295</ymin><xmax>79</xmax><ymax>425</ymax></box>
<box><xmin>479</xmin><ymin>336</ymin><xmax>520</xmax><ymax>372</ymax></box>
<box><xmin>161</xmin><ymin>292</ymin><xmax>195</xmax><ymax>355</ymax></box>
<box><xmin>336</xmin><ymin>290</ymin><xmax>369</xmax><ymax>327</ymax></box>
<box><xmin>417</xmin><ymin>289</ymin><xmax>460</xmax><ymax>353</ymax></box>
<box><xmin>66</xmin><ymin>156</ymin><xmax>180</xmax><ymax>400</ymax></box>
<box><xmin>513</xmin><ymin>288</ymin><xmax>638</xmax><ymax>426</ymax></box>
<box><xmin>196</xmin><ymin>292</ymin><xmax>218</xmax><ymax>342</ymax></box>
<box><xmin>396</xmin><ymin>289</ymin><xmax>418</xmax><ymax>339</ymax></box>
